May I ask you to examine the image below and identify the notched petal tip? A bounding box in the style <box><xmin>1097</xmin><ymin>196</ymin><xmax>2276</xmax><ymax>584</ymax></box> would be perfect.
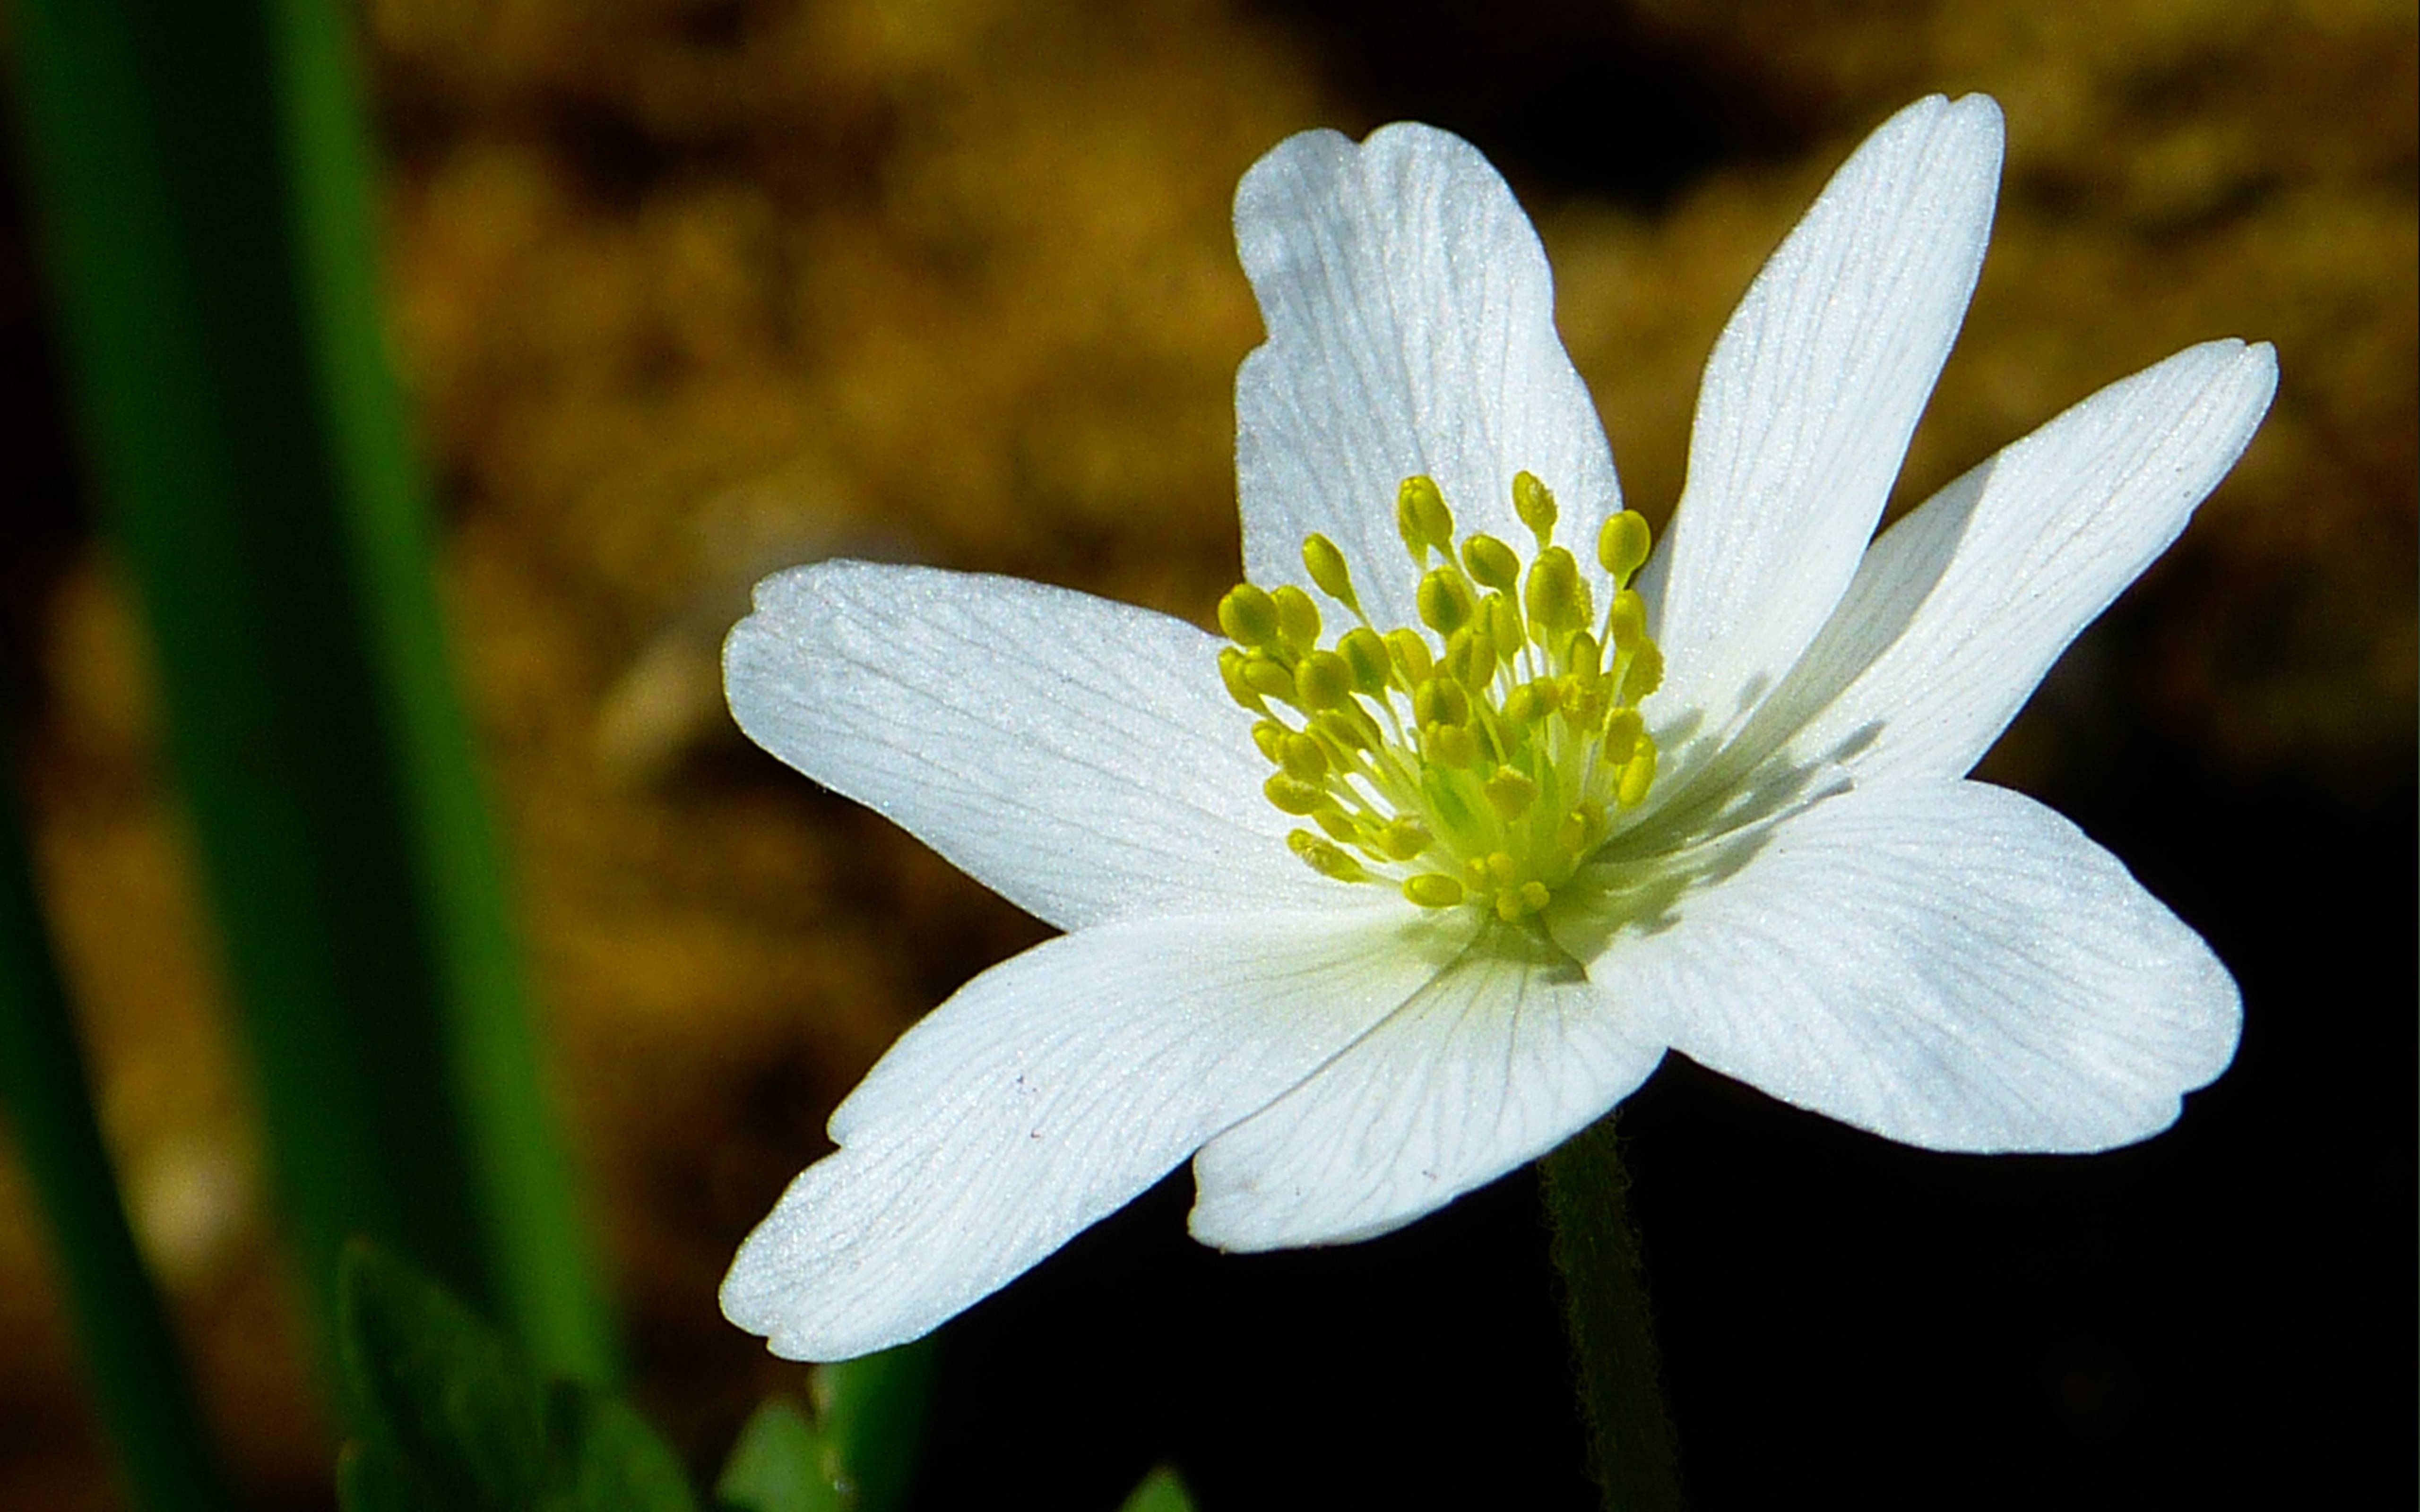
<box><xmin>1231</xmin><ymin>112</ymin><xmax>1622</xmax><ymax>629</ymax></box>
<box><xmin>2237</xmin><ymin>337</ymin><xmax>2282</xmax><ymax>397</ymax></box>
<box><xmin>1233</xmin><ymin>120</ymin><xmax>1491</xmax><ymax>231</ymax></box>
<box><xmin>1888</xmin><ymin>89</ymin><xmax>2005</xmax><ymax>163</ymax></box>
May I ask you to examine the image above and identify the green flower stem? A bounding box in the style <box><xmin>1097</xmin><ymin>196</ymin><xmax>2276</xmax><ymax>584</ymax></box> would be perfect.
<box><xmin>1541</xmin><ymin>1113</ymin><xmax>1682</xmax><ymax>1512</ymax></box>
<box><xmin>815</xmin><ymin>1341</ymin><xmax>938</xmax><ymax>1512</ymax></box>
<box><xmin>2</xmin><ymin>0</ymin><xmax>616</xmax><ymax>1392</ymax></box>
<box><xmin>0</xmin><ymin>773</ymin><xmax>237</xmax><ymax>1512</ymax></box>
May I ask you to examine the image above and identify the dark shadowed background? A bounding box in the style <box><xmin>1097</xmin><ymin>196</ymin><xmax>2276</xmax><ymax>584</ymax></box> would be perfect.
<box><xmin>0</xmin><ymin>0</ymin><xmax>2411</xmax><ymax>1507</ymax></box>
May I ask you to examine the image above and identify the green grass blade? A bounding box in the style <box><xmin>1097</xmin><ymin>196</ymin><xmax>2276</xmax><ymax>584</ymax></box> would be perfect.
<box><xmin>0</xmin><ymin>772</ymin><xmax>237</xmax><ymax>1512</ymax></box>
<box><xmin>2</xmin><ymin>0</ymin><xmax>617</xmax><ymax>1392</ymax></box>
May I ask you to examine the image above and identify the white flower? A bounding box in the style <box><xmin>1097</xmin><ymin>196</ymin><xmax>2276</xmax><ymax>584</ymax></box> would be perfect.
<box><xmin>719</xmin><ymin>94</ymin><xmax>2276</xmax><ymax>1362</ymax></box>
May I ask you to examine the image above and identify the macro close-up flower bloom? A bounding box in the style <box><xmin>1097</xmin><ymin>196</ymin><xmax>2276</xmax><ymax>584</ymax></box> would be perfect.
<box><xmin>718</xmin><ymin>92</ymin><xmax>2277</xmax><ymax>1363</ymax></box>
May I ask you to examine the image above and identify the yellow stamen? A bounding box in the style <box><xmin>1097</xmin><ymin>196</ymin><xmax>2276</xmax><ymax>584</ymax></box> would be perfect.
<box><xmin>1462</xmin><ymin>534</ymin><xmax>1521</xmax><ymax>593</ymax></box>
<box><xmin>1404</xmin><ymin>873</ymin><xmax>1464</xmax><ymax>908</ymax></box>
<box><xmin>1279</xmin><ymin>733</ymin><xmax>1328</xmax><ymax>782</ymax></box>
<box><xmin>1296</xmin><ymin>650</ymin><xmax>1352</xmax><ymax>711</ymax></box>
<box><xmin>1398</xmin><ymin>475</ymin><xmax>1455</xmax><ymax>559</ymax></box>
<box><xmin>1340</xmin><ymin>627</ymin><xmax>1392</xmax><ymax>694</ymax></box>
<box><xmin>1512</xmin><ymin>470</ymin><xmax>1558</xmax><ymax>543</ymax></box>
<box><xmin>1219</xmin><ymin>583</ymin><xmax>1280</xmax><ymax>648</ymax></box>
<box><xmin>1222</xmin><ymin>471</ymin><xmax>1665</xmax><ymax>911</ymax></box>
<box><xmin>1417</xmin><ymin>568</ymin><xmax>1474</xmax><ymax>636</ymax></box>
<box><xmin>1272</xmin><ymin>584</ymin><xmax>1322</xmax><ymax>652</ymax></box>
<box><xmin>1302</xmin><ymin>533</ymin><xmax>1361</xmax><ymax>614</ymax></box>
<box><xmin>1598</xmin><ymin>509</ymin><xmax>1651</xmax><ymax>584</ymax></box>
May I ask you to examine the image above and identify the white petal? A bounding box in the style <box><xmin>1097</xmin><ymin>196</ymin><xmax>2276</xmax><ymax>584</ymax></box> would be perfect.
<box><xmin>1747</xmin><ymin>340</ymin><xmax>2278</xmax><ymax>783</ymax></box>
<box><xmin>1581</xmin><ymin>779</ymin><xmax>2238</xmax><ymax>1153</ymax></box>
<box><xmin>1642</xmin><ymin>94</ymin><xmax>2003</xmax><ymax>756</ymax></box>
<box><xmin>721</xmin><ymin>906</ymin><xmax>1474</xmax><ymax>1359</ymax></box>
<box><xmin>1234</xmin><ymin>122</ymin><xmax>1622</xmax><ymax>630</ymax></box>
<box><xmin>1188</xmin><ymin>925</ymin><xmax>1664</xmax><ymax>1251</ymax></box>
<box><xmin>726</xmin><ymin>560</ymin><xmax>1345</xmax><ymax>932</ymax></box>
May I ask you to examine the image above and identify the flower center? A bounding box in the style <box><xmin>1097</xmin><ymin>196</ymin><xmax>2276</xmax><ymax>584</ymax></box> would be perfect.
<box><xmin>1216</xmin><ymin>471</ymin><xmax>1663</xmax><ymax>923</ymax></box>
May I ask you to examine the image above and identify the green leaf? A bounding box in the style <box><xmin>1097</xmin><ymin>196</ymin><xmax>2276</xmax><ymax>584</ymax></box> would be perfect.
<box><xmin>1117</xmin><ymin>1466</ymin><xmax>1197</xmax><ymax>1512</ymax></box>
<box><xmin>542</xmin><ymin>1382</ymin><xmax>700</xmax><ymax>1512</ymax></box>
<box><xmin>339</xmin><ymin>1242</ymin><xmax>549</xmax><ymax>1512</ymax></box>
<box><xmin>714</xmin><ymin>1398</ymin><xmax>843</xmax><ymax>1512</ymax></box>
<box><xmin>814</xmin><ymin>1345</ymin><xmax>936</xmax><ymax>1512</ymax></box>
<box><xmin>339</xmin><ymin>1243</ymin><xmax>712</xmax><ymax>1512</ymax></box>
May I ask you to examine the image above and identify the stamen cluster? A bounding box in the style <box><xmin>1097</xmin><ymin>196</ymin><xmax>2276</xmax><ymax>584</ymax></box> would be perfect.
<box><xmin>1217</xmin><ymin>471</ymin><xmax>1664</xmax><ymax>922</ymax></box>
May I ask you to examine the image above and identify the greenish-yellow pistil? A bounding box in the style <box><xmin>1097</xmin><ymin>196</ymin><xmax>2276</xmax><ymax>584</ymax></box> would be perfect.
<box><xmin>1217</xmin><ymin>471</ymin><xmax>1663</xmax><ymax>922</ymax></box>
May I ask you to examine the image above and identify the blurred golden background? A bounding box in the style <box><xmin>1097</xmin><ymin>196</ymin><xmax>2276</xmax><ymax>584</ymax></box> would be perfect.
<box><xmin>1</xmin><ymin>0</ymin><xmax>2411</xmax><ymax>1506</ymax></box>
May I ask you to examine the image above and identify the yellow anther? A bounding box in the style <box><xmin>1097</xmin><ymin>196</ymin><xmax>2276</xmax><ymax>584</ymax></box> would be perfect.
<box><xmin>1599</xmin><ymin>510</ymin><xmax>1651</xmax><ymax>584</ymax></box>
<box><xmin>1403</xmin><ymin>873</ymin><xmax>1465</xmax><ymax>909</ymax></box>
<box><xmin>1396</xmin><ymin>483</ymin><xmax>1426</xmax><ymax>559</ymax></box>
<box><xmin>1504</xmin><ymin>677</ymin><xmax>1564</xmax><ymax>723</ymax></box>
<box><xmin>1485</xmin><ymin>769</ymin><xmax>1538</xmax><ymax>821</ymax></box>
<box><xmin>1312</xmin><ymin>805</ymin><xmax>1360</xmax><ymax>843</ymax></box>
<box><xmin>1445</xmin><ymin>624</ymin><xmax>1495</xmax><ymax>688</ymax></box>
<box><xmin>1425</xmin><ymin>722</ymin><xmax>1479</xmax><ymax>767</ymax></box>
<box><xmin>1219</xmin><ymin>583</ymin><xmax>1280</xmax><ymax>647</ymax></box>
<box><xmin>1386</xmin><ymin>628</ymin><xmax>1434</xmax><ymax>685</ymax></box>
<box><xmin>1524</xmin><ymin>547</ymin><xmax>1586</xmax><ymax>636</ymax></box>
<box><xmin>1468</xmin><ymin>622</ymin><xmax>1499</xmax><ymax>680</ymax></box>
<box><xmin>1293</xmin><ymin>833</ymin><xmax>1371</xmax><ymax>883</ymax></box>
<box><xmin>1242</xmin><ymin>653</ymin><xmax>1296</xmax><ymax>701</ymax></box>
<box><xmin>1601</xmin><ymin>707</ymin><xmax>1643</xmax><ymax>765</ymax></box>
<box><xmin>1464</xmin><ymin>857</ymin><xmax>1493</xmax><ymax>890</ymax></box>
<box><xmin>1417</xmin><ymin>567</ymin><xmax>1474</xmax><ymax>636</ymax></box>
<box><xmin>1339</xmin><ymin>627</ymin><xmax>1392</xmax><ymax>694</ymax></box>
<box><xmin>1616</xmin><ymin>734</ymin><xmax>1658</xmax><ymax>808</ymax></box>
<box><xmin>1566</xmin><ymin>629</ymin><xmax>1603</xmax><ymax>684</ymax></box>
<box><xmin>1413</xmin><ymin>677</ymin><xmax>1469</xmax><ymax>729</ymax></box>
<box><xmin>1487</xmin><ymin>852</ymin><xmax>1521</xmax><ymax>885</ymax></box>
<box><xmin>1378</xmin><ymin>818</ymin><xmax>1432</xmax><ymax>860</ymax></box>
<box><xmin>1296</xmin><ymin>650</ymin><xmax>1353</xmax><ymax>711</ymax></box>
<box><xmin>1462</xmin><ymin>534</ymin><xmax>1522</xmax><ymax>593</ymax></box>
<box><xmin>1621</xmin><ymin>640</ymin><xmax>1664</xmax><ymax>703</ymax></box>
<box><xmin>1513</xmin><ymin>471</ymin><xmax>1558</xmax><ymax>542</ymax></box>
<box><xmin>1560</xmin><ymin>674</ymin><xmax>1606</xmax><ymax>729</ymax></box>
<box><xmin>1397</xmin><ymin>475</ymin><xmax>1454</xmax><ymax>559</ymax></box>
<box><xmin>1302</xmin><ymin>533</ymin><xmax>1361</xmax><ymax>613</ymax></box>
<box><xmin>1607</xmin><ymin>588</ymin><xmax>1647</xmax><ymax>651</ymax></box>
<box><xmin>1315</xmin><ymin>709</ymin><xmax>1374</xmax><ymax>751</ymax></box>
<box><xmin>1272</xmin><ymin>585</ymin><xmax>1322</xmax><ymax>651</ymax></box>
<box><xmin>1568</xmin><ymin>677</ymin><xmax>1607</xmax><ymax>730</ymax></box>
<box><xmin>1519</xmin><ymin>880</ymin><xmax>1550</xmax><ymax>911</ymax></box>
<box><xmin>1487</xmin><ymin>594</ymin><xmax>1524</xmax><ymax>663</ymax></box>
<box><xmin>1265</xmin><ymin>773</ymin><xmax>1327</xmax><ymax>815</ymax></box>
<box><xmin>1495</xmin><ymin>890</ymin><xmax>1528</xmax><ymax>921</ymax></box>
<box><xmin>1251</xmin><ymin>719</ymin><xmax>1288</xmax><ymax>763</ymax></box>
<box><xmin>1279</xmin><ymin>733</ymin><xmax>1329</xmax><ymax>782</ymax></box>
<box><xmin>1219</xmin><ymin>646</ymin><xmax>1263</xmax><ymax>710</ymax></box>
